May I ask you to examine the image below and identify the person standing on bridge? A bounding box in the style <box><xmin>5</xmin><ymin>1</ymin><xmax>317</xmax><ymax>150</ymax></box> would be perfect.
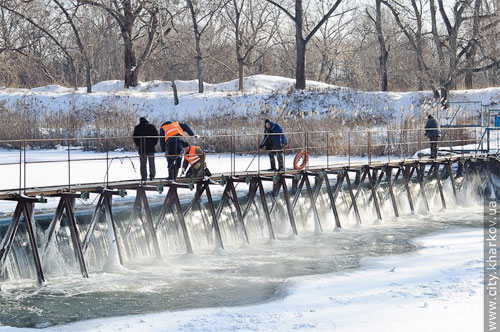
<box><xmin>160</xmin><ymin>121</ymin><xmax>198</xmax><ymax>180</ymax></box>
<box><xmin>259</xmin><ymin>119</ymin><xmax>288</xmax><ymax>171</ymax></box>
<box><xmin>181</xmin><ymin>143</ymin><xmax>211</xmax><ymax>178</ymax></box>
<box><xmin>133</xmin><ymin>117</ymin><xmax>159</xmax><ymax>182</ymax></box>
<box><xmin>424</xmin><ymin>114</ymin><xmax>441</xmax><ymax>159</ymax></box>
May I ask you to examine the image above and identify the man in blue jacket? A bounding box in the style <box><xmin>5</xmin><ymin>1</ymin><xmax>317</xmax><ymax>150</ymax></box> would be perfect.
<box><xmin>259</xmin><ymin>119</ymin><xmax>288</xmax><ymax>171</ymax></box>
<box><xmin>159</xmin><ymin>121</ymin><xmax>198</xmax><ymax>180</ymax></box>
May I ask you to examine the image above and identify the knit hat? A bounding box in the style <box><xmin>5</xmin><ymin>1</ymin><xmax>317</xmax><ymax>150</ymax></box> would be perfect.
<box><xmin>264</xmin><ymin>119</ymin><xmax>271</xmax><ymax>124</ymax></box>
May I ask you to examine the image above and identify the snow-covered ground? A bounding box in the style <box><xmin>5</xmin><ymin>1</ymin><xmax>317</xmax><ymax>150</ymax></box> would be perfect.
<box><xmin>0</xmin><ymin>228</ymin><xmax>482</xmax><ymax>332</ymax></box>
<box><xmin>1</xmin><ymin>75</ymin><xmax>498</xmax><ymax>121</ymax></box>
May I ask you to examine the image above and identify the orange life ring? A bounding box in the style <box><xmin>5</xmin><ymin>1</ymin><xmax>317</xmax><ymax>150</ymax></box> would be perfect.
<box><xmin>293</xmin><ymin>150</ymin><xmax>309</xmax><ymax>170</ymax></box>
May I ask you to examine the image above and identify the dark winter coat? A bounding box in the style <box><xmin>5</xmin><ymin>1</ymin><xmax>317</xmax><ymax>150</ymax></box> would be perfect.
<box><xmin>424</xmin><ymin>116</ymin><xmax>441</xmax><ymax>138</ymax></box>
<box><xmin>259</xmin><ymin>121</ymin><xmax>288</xmax><ymax>150</ymax></box>
<box><xmin>133</xmin><ymin>118</ymin><xmax>159</xmax><ymax>155</ymax></box>
<box><xmin>159</xmin><ymin>121</ymin><xmax>195</xmax><ymax>152</ymax></box>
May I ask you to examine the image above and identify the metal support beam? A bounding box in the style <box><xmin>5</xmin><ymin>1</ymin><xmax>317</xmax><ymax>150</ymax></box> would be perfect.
<box><xmin>204</xmin><ymin>184</ymin><xmax>225</xmax><ymax>249</ymax></box>
<box><xmin>303</xmin><ymin>174</ymin><xmax>322</xmax><ymax>233</ymax></box>
<box><xmin>280</xmin><ymin>174</ymin><xmax>299</xmax><ymax>235</ymax></box>
<box><xmin>344</xmin><ymin>170</ymin><xmax>362</xmax><ymax>225</ymax></box>
<box><xmin>366</xmin><ymin>169</ymin><xmax>382</xmax><ymax>221</ymax></box>
<box><xmin>416</xmin><ymin>164</ymin><xmax>430</xmax><ymax>212</ymax></box>
<box><xmin>138</xmin><ymin>189</ymin><xmax>163</xmax><ymax>258</ymax></box>
<box><xmin>63</xmin><ymin>196</ymin><xmax>88</xmax><ymax>278</ymax></box>
<box><xmin>434</xmin><ymin>163</ymin><xmax>447</xmax><ymax>209</ymax></box>
<box><xmin>168</xmin><ymin>186</ymin><xmax>193</xmax><ymax>254</ymax></box>
<box><xmin>323</xmin><ymin>172</ymin><xmax>341</xmax><ymax>229</ymax></box>
<box><xmin>228</xmin><ymin>180</ymin><xmax>250</xmax><ymax>244</ymax></box>
<box><xmin>445</xmin><ymin>163</ymin><xmax>459</xmax><ymax>204</ymax></box>
<box><xmin>402</xmin><ymin>166</ymin><xmax>415</xmax><ymax>214</ymax></box>
<box><xmin>386</xmin><ymin>167</ymin><xmax>400</xmax><ymax>218</ymax></box>
<box><xmin>257</xmin><ymin>178</ymin><xmax>275</xmax><ymax>240</ymax></box>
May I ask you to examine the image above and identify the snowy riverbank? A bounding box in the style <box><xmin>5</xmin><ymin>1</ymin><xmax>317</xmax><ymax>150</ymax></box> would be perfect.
<box><xmin>1</xmin><ymin>75</ymin><xmax>499</xmax><ymax>121</ymax></box>
<box><xmin>0</xmin><ymin>227</ymin><xmax>483</xmax><ymax>332</ymax></box>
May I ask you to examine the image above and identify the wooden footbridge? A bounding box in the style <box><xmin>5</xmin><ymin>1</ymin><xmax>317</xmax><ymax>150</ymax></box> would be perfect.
<box><xmin>0</xmin><ymin>126</ymin><xmax>496</xmax><ymax>288</ymax></box>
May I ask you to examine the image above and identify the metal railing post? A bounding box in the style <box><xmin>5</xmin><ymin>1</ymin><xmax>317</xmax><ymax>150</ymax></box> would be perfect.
<box><xmin>68</xmin><ymin>140</ymin><xmax>71</xmax><ymax>191</ymax></box>
<box><xmin>106</xmin><ymin>138</ymin><xmax>109</xmax><ymax>187</ymax></box>
<box><xmin>19</xmin><ymin>141</ymin><xmax>22</xmax><ymax>195</ymax></box>
<box><xmin>348</xmin><ymin>131</ymin><xmax>351</xmax><ymax>167</ymax></box>
<box><xmin>23</xmin><ymin>140</ymin><xmax>26</xmax><ymax>195</ymax></box>
<box><xmin>367</xmin><ymin>130</ymin><xmax>372</xmax><ymax>165</ymax></box>
<box><xmin>326</xmin><ymin>132</ymin><xmax>329</xmax><ymax>169</ymax></box>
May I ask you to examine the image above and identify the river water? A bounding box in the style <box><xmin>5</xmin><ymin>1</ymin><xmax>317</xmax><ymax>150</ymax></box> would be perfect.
<box><xmin>0</xmin><ymin>177</ymin><xmax>484</xmax><ymax>328</ymax></box>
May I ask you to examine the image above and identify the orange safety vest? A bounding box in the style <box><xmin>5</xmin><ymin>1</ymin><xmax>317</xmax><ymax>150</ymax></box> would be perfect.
<box><xmin>185</xmin><ymin>146</ymin><xmax>201</xmax><ymax>165</ymax></box>
<box><xmin>162</xmin><ymin>122</ymin><xmax>185</xmax><ymax>142</ymax></box>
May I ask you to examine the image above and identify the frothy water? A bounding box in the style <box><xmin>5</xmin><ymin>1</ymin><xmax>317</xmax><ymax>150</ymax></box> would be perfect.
<box><xmin>0</xmin><ymin>175</ymin><xmax>485</xmax><ymax>328</ymax></box>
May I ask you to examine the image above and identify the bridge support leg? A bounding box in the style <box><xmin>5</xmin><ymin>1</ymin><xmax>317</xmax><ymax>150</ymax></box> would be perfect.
<box><xmin>0</xmin><ymin>203</ymin><xmax>22</xmax><ymax>286</ymax></box>
<box><xmin>402</xmin><ymin>166</ymin><xmax>415</xmax><ymax>214</ymax></box>
<box><xmin>434</xmin><ymin>163</ymin><xmax>447</xmax><ymax>209</ymax></box>
<box><xmin>416</xmin><ymin>163</ymin><xmax>430</xmax><ymax>212</ymax></box>
<box><xmin>348</xmin><ymin>168</ymin><xmax>368</xmax><ymax>212</ymax></box>
<box><xmin>0</xmin><ymin>198</ymin><xmax>46</xmax><ymax>286</ymax></box>
<box><xmin>228</xmin><ymin>180</ymin><xmax>250</xmax><ymax>244</ymax></box>
<box><xmin>386</xmin><ymin>167</ymin><xmax>399</xmax><ymax>218</ymax></box>
<box><xmin>367</xmin><ymin>169</ymin><xmax>382</xmax><ymax>221</ymax></box>
<box><xmin>345</xmin><ymin>169</ymin><xmax>362</xmax><ymax>225</ymax></box>
<box><xmin>445</xmin><ymin>163</ymin><xmax>459</xmax><ymax>204</ymax></box>
<box><xmin>168</xmin><ymin>186</ymin><xmax>193</xmax><ymax>254</ymax></box>
<box><xmin>135</xmin><ymin>190</ymin><xmax>163</xmax><ymax>259</ymax></box>
<box><xmin>280</xmin><ymin>174</ymin><xmax>299</xmax><ymax>235</ymax></box>
<box><xmin>257</xmin><ymin>178</ymin><xmax>275</xmax><ymax>240</ymax></box>
<box><xmin>63</xmin><ymin>196</ymin><xmax>88</xmax><ymax>278</ymax></box>
<box><xmin>82</xmin><ymin>195</ymin><xmax>105</xmax><ymax>253</ymax></box>
<box><xmin>323</xmin><ymin>172</ymin><xmax>342</xmax><ymax>229</ymax></box>
<box><xmin>205</xmin><ymin>184</ymin><xmax>225</xmax><ymax>250</ymax></box>
<box><xmin>304</xmin><ymin>173</ymin><xmax>322</xmax><ymax>233</ymax></box>
<box><xmin>102</xmin><ymin>192</ymin><xmax>124</xmax><ymax>265</ymax></box>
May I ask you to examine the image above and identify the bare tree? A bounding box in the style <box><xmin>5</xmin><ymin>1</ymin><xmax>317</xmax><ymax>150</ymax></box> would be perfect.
<box><xmin>78</xmin><ymin>0</ymin><xmax>159</xmax><ymax>88</ymax></box>
<box><xmin>186</xmin><ymin>0</ymin><xmax>227</xmax><ymax>93</ymax></box>
<box><xmin>366</xmin><ymin>0</ymin><xmax>389</xmax><ymax>91</ymax></box>
<box><xmin>226</xmin><ymin>0</ymin><xmax>277</xmax><ymax>90</ymax></box>
<box><xmin>52</xmin><ymin>0</ymin><xmax>93</xmax><ymax>92</ymax></box>
<box><xmin>265</xmin><ymin>0</ymin><xmax>345</xmax><ymax>89</ymax></box>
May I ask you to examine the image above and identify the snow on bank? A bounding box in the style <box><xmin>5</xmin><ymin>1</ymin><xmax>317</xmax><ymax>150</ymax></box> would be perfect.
<box><xmin>1</xmin><ymin>75</ymin><xmax>498</xmax><ymax>121</ymax></box>
<box><xmin>0</xmin><ymin>228</ymin><xmax>482</xmax><ymax>332</ymax></box>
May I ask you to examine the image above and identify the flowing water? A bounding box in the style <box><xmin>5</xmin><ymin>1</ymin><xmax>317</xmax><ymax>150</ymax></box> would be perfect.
<box><xmin>0</xmin><ymin>175</ymin><xmax>486</xmax><ymax>328</ymax></box>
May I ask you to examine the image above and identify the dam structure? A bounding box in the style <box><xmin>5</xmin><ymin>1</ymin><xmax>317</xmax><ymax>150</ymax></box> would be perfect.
<box><xmin>0</xmin><ymin>126</ymin><xmax>497</xmax><ymax>289</ymax></box>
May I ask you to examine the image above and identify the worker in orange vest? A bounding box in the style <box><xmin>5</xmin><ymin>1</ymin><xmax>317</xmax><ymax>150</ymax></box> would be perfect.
<box><xmin>159</xmin><ymin>121</ymin><xmax>198</xmax><ymax>180</ymax></box>
<box><xmin>181</xmin><ymin>144</ymin><xmax>211</xmax><ymax>178</ymax></box>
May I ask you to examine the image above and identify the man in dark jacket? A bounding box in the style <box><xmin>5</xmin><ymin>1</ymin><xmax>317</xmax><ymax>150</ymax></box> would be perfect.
<box><xmin>133</xmin><ymin>117</ymin><xmax>159</xmax><ymax>181</ymax></box>
<box><xmin>159</xmin><ymin>121</ymin><xmax>197</xmax><ymax>180</ymax></box>
<box><xmin>424</xmin><ymin>114</ymin><xmax>441</xmax><ymax>158</ymax></box>
<box><xmin>259</xmin><ymin>119</ymin><xmax>288</xmax><ymax>171</ymax></box>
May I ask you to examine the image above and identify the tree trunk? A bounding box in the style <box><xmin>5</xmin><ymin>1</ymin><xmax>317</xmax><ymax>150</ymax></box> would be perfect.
<box><xmin>85</xmin><ymin>62</ymin><xmax>92</xmax><ymax>93</ymax></box>
<box><xmin>375</xmin><ymin>0</ymin><xmax>389</xmax><ymax>91</ymax></box>
<box><xmin>172</xmin><ymin>80</ymin><xmax>179</xmax><ymax>105</ymax></box>
<box><xmin>123</xmin><ymin>36</ymin><xmax>138</xmax><ymax>88</ymax></box>
<box><xmin>295</xmin><ymin>0</ymin><xmax>306</xmax><ymax>90</ymax></box>
<box><xmin>465</xmin><ymin>0</ymin><xmax>481</xmax><ymax>89</ymax></box>
<box><xmin>187</xmin><ymin>0</ymin><xmax>204</xmax><ymax>93</ymax></box>
<box><xmin>238</xmin><ymin>59</ymin><xmax>244</xmax><ymax>91</ymax></box>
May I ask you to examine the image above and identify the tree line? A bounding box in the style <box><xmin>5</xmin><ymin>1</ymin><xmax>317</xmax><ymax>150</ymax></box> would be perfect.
<box><xmin>1</xmin><ymin>0</ymin><xmax>499</xmax><ymax>103</ymax></box>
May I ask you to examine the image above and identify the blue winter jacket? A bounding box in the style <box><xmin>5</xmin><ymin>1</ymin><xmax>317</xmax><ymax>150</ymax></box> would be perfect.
<box><xmin>259</xmin><ymin>122</ymin><xmax>288</xmax><ymax>149</ymax></box>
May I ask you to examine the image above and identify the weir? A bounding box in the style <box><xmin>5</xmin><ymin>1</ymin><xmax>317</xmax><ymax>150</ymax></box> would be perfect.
<box><xmin>0</xmin><ymin>126</ymin><xmax>498</xmax><ymax>289</ymax></box>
